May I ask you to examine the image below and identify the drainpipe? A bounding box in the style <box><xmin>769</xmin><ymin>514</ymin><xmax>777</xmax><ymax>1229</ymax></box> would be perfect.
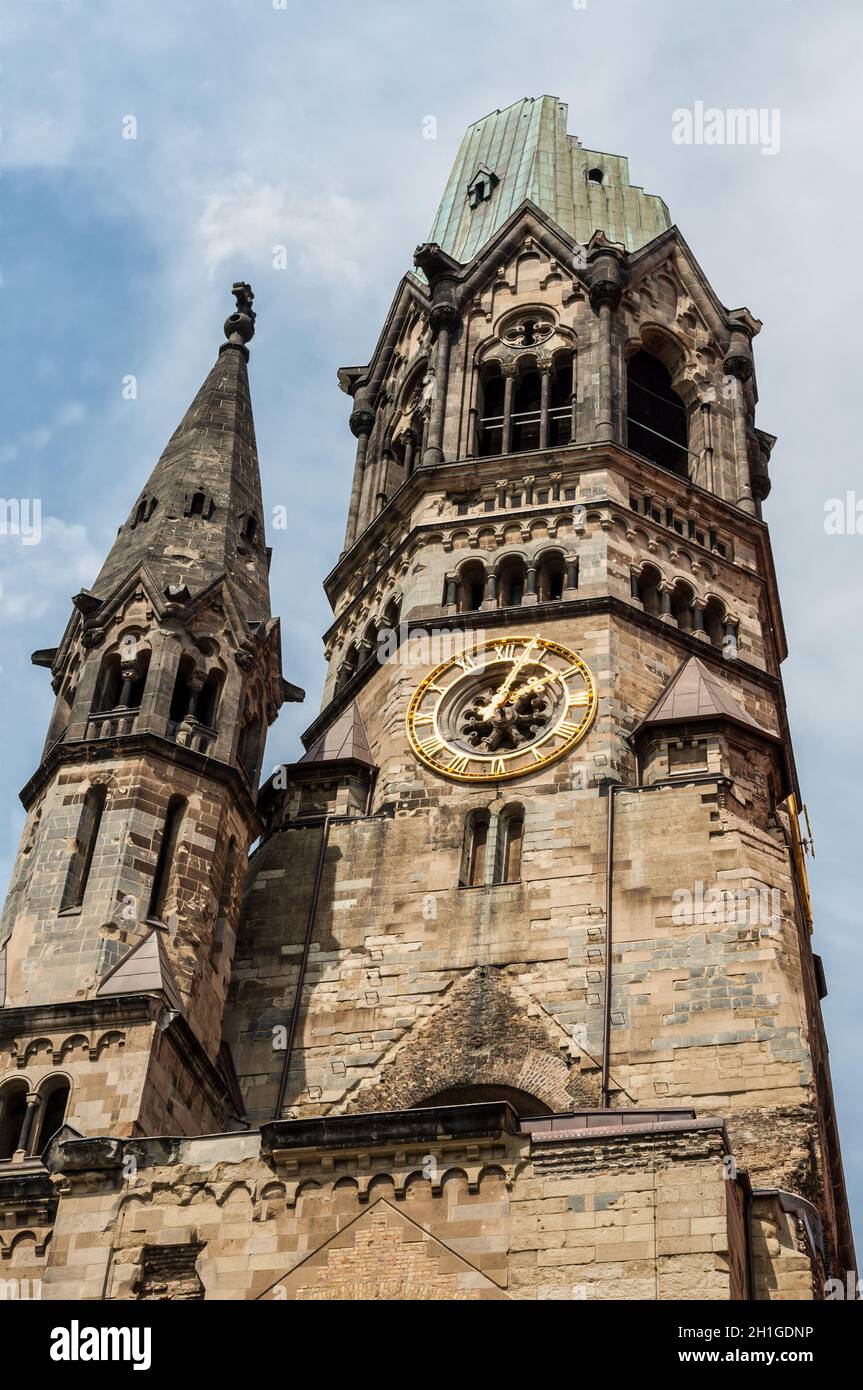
<box><xmin>601</xmin><ymin>782</ymin><xmax>622</xmax><ymax>1108</ymax></box>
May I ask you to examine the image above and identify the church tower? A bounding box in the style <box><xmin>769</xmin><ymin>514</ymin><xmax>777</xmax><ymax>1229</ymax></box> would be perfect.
<box><xmin>0</xmin><ymin>100</ymin><xmax>853</xmax><ymax>1303</ymax></box>
<box><xmin>0</xmin><ymin>285</ymin><xmax>301</xmax><ymax>1158</ymax></box>
<box><xmin>222</xmin><ymin>97</ymin><xmax>853</xmax><ymax>1298</ymax></box>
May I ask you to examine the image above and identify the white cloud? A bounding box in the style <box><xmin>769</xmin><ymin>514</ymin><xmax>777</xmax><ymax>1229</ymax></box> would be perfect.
<box><xmin>196</xmin><ymin>176</ymin><xmax>365</xmax><ymax>285</ymax></box>
<box><xmin>0</xmin><ymin>517</ymin><xmax>100</xmax><ymax>625</ymax></box>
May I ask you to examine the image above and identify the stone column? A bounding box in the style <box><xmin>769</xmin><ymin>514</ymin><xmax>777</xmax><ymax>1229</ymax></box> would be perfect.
<box><xmin>660</xmin><ymin>583</ymin><xmax>673</xmax><ymax>620</ymax></box>
<box><xmin>501</xmin><ymin>365</ymin><xmax>517</xmax><ymax>455</ymax></box>
<box><xmin>692</xmin><ymin>599</ymin><xmax>708</xmax><ymax>640</ymax></box>
<box><xmin>118</xmin><ymin>662</ymin><xmax>138</xmax><ymax>709</ymax></box>
<box><xmin>538</xmin><ymin>360</ymin><xmax>552</xmax><ymax>449</ymax></box>
<box><xmin>483</xmin><ymin>573</ymin><xmax>498</xmax><ymax>609</ymax></box>
<box><xmin>723</xmin><ymin>313</ymin><xmax>760</xmax><ymax>515</ymax></box>
<box><xmin>343</xmin><ymin>407</ymin><xmax>375</xmax><ymax>552</ymax></box>
<box><xmin>13</xmin><ymin>1093</ymin><xmax>40</xmax><ymax>1160</ymax></box>
<box><xmin>402</xmin><ymin>430</ymin><xmax>417</xmax><ymax>479</ymax></box>
<box><xmin>723</xmin><ymin>619</ymin><xmax>739</xmax><ymax>660</ymax></box>
<box><xmin>565</xmin><ymin>559</ymin><xmax>579</xmax><ymax>594</ymax></box>
<box><xmin>525</xmin><ymin>564</ymin><xmax>538</xmax><ymax>606</ymax></box>
<box><xmin>444</xmin><ymin>576</ymin><xmax>458</xmax><ymax>613</ymax></box>
<box><xmin>588</xmin><ymin>242</ymin><xmax>627</xmax><ymax>445</ymax></box>
<box><xmin>423</xmin><ymin>305</ymin><xmax>459</xmax><ymax>466</ymax></box>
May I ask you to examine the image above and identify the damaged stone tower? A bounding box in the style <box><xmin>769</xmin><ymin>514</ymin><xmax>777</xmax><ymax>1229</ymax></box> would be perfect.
<box><xmin>0</xmin><ymin>98</ymin><xmax>853</xmax><ymax>1301</ymax></box>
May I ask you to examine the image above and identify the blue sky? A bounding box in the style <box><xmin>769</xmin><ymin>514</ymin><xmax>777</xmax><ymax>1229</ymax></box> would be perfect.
<box><xmin>2</xmin><ymin>0</ymin><xmax>861</xmax><ymax>1244</ymax></box>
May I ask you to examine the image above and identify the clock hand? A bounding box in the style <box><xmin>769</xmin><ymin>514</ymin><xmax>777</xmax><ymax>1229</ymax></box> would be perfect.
<box><xmin>508</xmin><ymin>669</ymin><xmax>568</xmax><ymax>704</ymax></box>
<box><xmin>477</xmin><ymin>636</ymin><xmax>540</xmax><ymax>720</ymax></box>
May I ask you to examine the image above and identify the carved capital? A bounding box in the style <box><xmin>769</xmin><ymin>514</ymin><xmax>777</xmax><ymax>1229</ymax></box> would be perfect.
<box><xmin>349</xmin><ymin>409</ymin><xmax>375</xmax><ymax>439</ymax></box>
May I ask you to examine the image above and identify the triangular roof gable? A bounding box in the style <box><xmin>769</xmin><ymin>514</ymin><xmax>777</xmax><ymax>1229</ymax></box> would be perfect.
<box><xmin>633</xmin><ymin>656</ymin><xmax>779</xmax><ymax>742</ymax></box>
<box><xmin>456</xmin><ymin>197</ymin><xmax>590</xmax><ymax>301</ymax></box>
<box><xmin>625</xmin><ymin>225</ymin><xmax>741</xmax><ymax>347</ymax></box>
<box><xmin>255</xmin><ymin>1198</ymin><xmax>509</xmax><ymax>1300</ymax></box>
<box><xmin>342</xmin><ymin>275</ymin><xmax>430</xmax><ymax>402</ymax></box>
<box><xmin>96</xmin><ymin>928</ymin><xmax>184</xmax><ymax>1012</ymax></box>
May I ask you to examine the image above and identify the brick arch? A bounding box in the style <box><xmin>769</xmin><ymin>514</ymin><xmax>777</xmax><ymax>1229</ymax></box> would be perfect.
<box><xmin>343</xmin><ymin>966</ymin><xmax>599</xmax><ymax>1116</ymax></box>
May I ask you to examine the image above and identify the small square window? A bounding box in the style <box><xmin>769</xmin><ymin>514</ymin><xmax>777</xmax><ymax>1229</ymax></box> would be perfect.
<box><xmin>457</xmin><ymin>502</ymin><xmax>469</xmax><ymax>516</ymax></box>
<box><xmin>564</xmin><ymin>487</ymin><xmax>576</xmax><ymax>501</ymax></box>
<box><xmin>484</xmin><ymin>498</ymin><xmax>495</xmax><ymax>512</ymax></box>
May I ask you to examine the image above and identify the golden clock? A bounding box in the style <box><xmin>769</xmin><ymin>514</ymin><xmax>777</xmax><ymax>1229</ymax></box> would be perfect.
<box><xmin>405</xmin><ymin>633</ymin><xmax>597</xmax><ymax>782</ymax></box>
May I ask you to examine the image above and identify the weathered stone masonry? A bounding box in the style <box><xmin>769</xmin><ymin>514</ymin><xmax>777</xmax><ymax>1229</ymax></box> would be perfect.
<box><xmin>0</xmin><ymin>98</ymin><xmax>853</xmax><ymax>1300</ymax></box>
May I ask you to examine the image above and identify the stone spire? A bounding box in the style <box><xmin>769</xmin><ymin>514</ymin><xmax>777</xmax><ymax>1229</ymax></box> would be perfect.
<box><xmin>93</xmin><ymin>282</ymin><xmax>272</xmax><ymax>625</ymax></box>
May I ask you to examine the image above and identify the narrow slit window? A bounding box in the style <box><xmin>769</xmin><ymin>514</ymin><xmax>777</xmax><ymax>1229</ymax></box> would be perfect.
<box><xmin>60</xmin><ymin>784</ymin><xmax>107</xmax><ymax>913</ymax></box>
<box><xmin>148</xmin><ymin>796</ymin><xmax>186</xmax><ymax>922</ymax></box>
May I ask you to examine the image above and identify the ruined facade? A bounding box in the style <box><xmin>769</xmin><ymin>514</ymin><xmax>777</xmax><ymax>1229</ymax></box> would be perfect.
<box><xmin>0</xmin><ymin>97</ymin><xmax>853</xmax><ymax>1301</ymax></box>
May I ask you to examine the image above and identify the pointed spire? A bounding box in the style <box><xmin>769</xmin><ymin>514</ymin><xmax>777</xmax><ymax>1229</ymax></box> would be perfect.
<box><xmin>633</xmin><ymin>656</ymin><xmax>779</xmax><ymax>742</ymax></box>
<box><xmin>97</xmin><ymin>929</ymin><xmax>184</xmax><ymax>1012</ymax></box>
<box><xmin>300</xmin><ymin>701</ymin><xmax>376</xmax><ymax>767</ymax></box>
<box><xmin>93</xmin><ymin>283</ymin><xmax>271</xmax><ymax>624</ymax></box>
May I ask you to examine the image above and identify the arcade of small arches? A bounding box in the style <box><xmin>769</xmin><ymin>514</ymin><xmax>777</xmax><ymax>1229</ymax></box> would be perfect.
<box><xmin>0</xmin><ymin>1073</ymin><xmax>71</xmax><ymax>1163</ymax></box>
<box><xmin>334</xmin><ymin>595</ymin><xmax>402</xmax><ymax>694</ymax></box>
<box><xmin>444</xmin><ymin>546</ymin><xmax>577</xmax><ymax>614</ymax></box>
<box><xmin>631</xmin><ymin>562</ymin><xmax>738</xmax><ymax>650</ymax></box>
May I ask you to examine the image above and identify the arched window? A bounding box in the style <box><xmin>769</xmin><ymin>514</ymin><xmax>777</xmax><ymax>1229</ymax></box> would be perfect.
<box><xmin>34</xmin><ymin>1077</ymin><xmax>70</xmax><ymax>1153</ymax></box>
<box><xmin>494</xmin><ymin>805</ymin><xmax>524</xmax><ymax>883</ymax></box>
<box><xmin>211</xmin><ymin>837</ymin><xmax>238</xmax><ymax>965</ymax></box>
<box><xmin>189</xmin><ymin>491</ymin><xmax>205</xmax><ymax>517</ymax></box>
<box><xmin>169</xmin><ymin>656</ymin><xmax>197</xmax><ymax>724</ymax></box>
<box><xmin>703</xmin><ymin>597</ymin><xmax>726</xmax><ymax>648</ymax></box>
<box><xmin>132</xmin><ymin>499</ymin><xmax>148</xmax><ymax>528</ymax></box>
<box><xmin>548</xmin><ymin>353</ymin><xmax>573</xmax><ymax>446</ymax></box>
<box><xmin>196</xmin><ymin>670</ymin><xmax>223</xmax><ymax>728</ymax></box>
<box><xmin>477</xmin><ymin>366</ymin><xmax>505</xmax><ymax>456</ymax></box>
<box><xmin>635</xmin><ymin>565</ymin><xmax>662</xmax><ymax>617</ymax></box>
<box><xmin>240</xmin><ymin>514</ymin><xmax>257</xmax><ymax>544</ymax></box>
<box><xmin>457</xmin><ymin>561</ymin><xmax>486</xmax><ymax>614</ymax></box>
<box><xmin>497</xmin><ymin>555</ymin><xmax>527</xmax><ymax>608</ymax></box>
<box><xmin>626</xmin><ymin>349</ymin><xmax>689</xmax><ymax>476</ymax></box>
<box><xmin>0</xmin><ymin>1081</ymin><xmax>28</xmax><ymax>1160</ymax></box>
<box><xmin>336</xmin><ymin>645</ymin><xmax>360</xmax><ymax>693</ymax></box>
<box><xmin>511</xmin><ymin>367</ymin><xmax>542</xmax><ymax>453</ymax></box>
<box><xmin>59</xmin><ymin>783</ymin><xmax>107</xmax><ymax>913</ymax></box>
<box><xmin>537</xmin><ymin>552</ymin><xmax>566</xmax><ymax>603</ymax></box>
<box><xmin>460</xmin><ymin>811</ymin><xmax>490</xmax><ymax>887</ymax></box>
<box><xmin>238</xmin><ymin>716</ymin><xmax>262</xmax><ymax>780</ymax></box>
<box><xmin>148</xmin><ymin>795</ymin><xmax>186</xmax><ymax>922</ymax></box>
<box><xmin>91</xmin><ymin>653</ymin><xmax>123</xmax><ymax>713</ymax></box>
<box><xmin>670</xmin><ymin>580</ymin><xmax>695</xmax><ymax>630</ymax></box>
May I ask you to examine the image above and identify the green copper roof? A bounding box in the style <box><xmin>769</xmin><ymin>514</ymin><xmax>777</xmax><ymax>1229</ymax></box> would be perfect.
<box><xmin>428</xmin><ymin>96</ymin><xmax>671</xmax><ymax>263</ymax></box>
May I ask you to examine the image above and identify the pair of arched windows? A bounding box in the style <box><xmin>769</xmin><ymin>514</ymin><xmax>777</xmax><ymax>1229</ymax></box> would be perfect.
<box><xmin>169</xmin><ymin>659</ymin><xmax>223</xmax><ymax>730</ymax></box>
<box><xmin>91</xmin><ymin>649</ymin><xmax>151</xmax><ymax>715</ymax></box>
<box><xmin>58</xmin><ymin>785</ymin><xmax>187</xmax><ymax>924</ymax></box>
<box><xmin>478</xmin><ymin>354</ymin><xmax>573</xmax><ymax>457</ymax></box>
<box><xmin>460</xmin><ymin>805</ymin><xmax>524</xmax><ymax>887</ymax></box>
<box><xmin>0</xmin><ymin>1075</ymin><xmax>70</xmax><ymax>1162</ymax></box>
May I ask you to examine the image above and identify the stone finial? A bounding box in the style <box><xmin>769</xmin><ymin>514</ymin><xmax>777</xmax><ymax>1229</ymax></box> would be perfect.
<box><xmin>223</xmin><ymin>281</ymin><xmax>257</xmax><ymax>353</ymax></box>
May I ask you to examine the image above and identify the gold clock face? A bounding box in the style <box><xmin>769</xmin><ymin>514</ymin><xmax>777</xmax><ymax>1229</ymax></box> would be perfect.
<box><xmin>405</xmin><ymin>634</ymin><xmax>597</xmax><ymax>782</ymax></box>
